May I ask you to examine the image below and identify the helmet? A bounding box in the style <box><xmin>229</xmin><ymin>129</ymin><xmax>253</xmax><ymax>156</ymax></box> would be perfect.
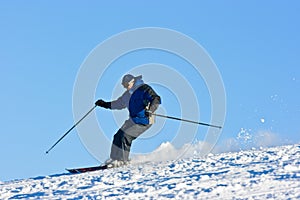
<box><xmin>122</xmin><ymin>74</ymin><xmax>135</xmax><ymax>86</ymax></box>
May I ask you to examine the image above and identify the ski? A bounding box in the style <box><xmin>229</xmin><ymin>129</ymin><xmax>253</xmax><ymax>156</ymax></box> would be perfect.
<box><xmin>66</xmin><ymin>160</ymin><xmax>138</xmax><ymax>174</ymax></box>
<box><xmin>66</xmin><ymin>165</ymin><xmax>110</xmax><ymax>174</ymax></box>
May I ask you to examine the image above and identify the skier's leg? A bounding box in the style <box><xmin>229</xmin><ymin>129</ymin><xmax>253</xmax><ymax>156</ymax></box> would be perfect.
<box><xmin>110</xmin><ymin>119</ymin><xmax>151</xmax><ymax>161</ymax></box>
<box><xmin>121</xmin><ymin>123</ymin><xmax>152</xmax><ymax>161</ymax></box>
<box><xmin>110</xmin><ymin>128</ymin><xmax>125</xmax><ymax>160</ymax></box>
<box><xmin>110</xmin><ymin>119</ymin><xmax>134</xmax><ymax>161</ymax></box>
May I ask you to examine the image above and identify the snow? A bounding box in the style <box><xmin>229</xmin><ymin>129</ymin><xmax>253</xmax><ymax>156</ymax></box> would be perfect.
<box><xmin>1</xmin><ymin>144</ymin><xmax>299</xmax><ymax>199</ymax></box>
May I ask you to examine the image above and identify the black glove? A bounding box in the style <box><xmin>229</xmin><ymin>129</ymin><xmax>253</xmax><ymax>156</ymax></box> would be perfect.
<box><xmin>145</xmin><ymin>109</ymin><xmax>152</xmax><ymax>117</ymax></box>
<box><xmin>95</xmin><ymin>99</ymin><xmax>111</xmax><ymax>109</ymax></box>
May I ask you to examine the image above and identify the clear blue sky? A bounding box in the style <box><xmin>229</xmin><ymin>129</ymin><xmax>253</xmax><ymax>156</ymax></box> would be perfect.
<box><xmin>1</xmin><ymin>1</ymin><xmax>299</xmax><ymax>181</ymax></box>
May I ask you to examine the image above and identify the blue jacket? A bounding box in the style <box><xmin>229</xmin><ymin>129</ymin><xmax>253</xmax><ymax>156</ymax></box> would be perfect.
<box><xmin>110</xmin><ymin>78</ymin><xmax>161</xmax><ymax>125</ymax></box>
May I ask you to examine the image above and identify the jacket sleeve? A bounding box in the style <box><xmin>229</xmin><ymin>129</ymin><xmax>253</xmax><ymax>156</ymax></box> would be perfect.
<box><xmin>110</xmin><ymin>92</ymin><xmax>129</xmax><ymax>110</ymax></box>
<box><xmin>149</xmin><ymin>94</ymin><xmax>161</xmax><ymax>112</ymax></box>
<box><xmin>144</xmin><ymin>85</ymin><xmax>161</xmax><ymax>112</ymax></box>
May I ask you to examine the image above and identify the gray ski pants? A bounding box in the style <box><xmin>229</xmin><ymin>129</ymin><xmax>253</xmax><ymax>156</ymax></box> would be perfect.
<box><xmin>110</xmin><ymin>119</ymin><xmax>151</xmax><ymax>161</ymax></box>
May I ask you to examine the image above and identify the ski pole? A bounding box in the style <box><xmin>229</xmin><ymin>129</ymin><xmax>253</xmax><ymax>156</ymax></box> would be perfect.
<box><xmin>151</xmin><ymin>113</ymin><xmax>222</xmax><ymax>129</ymax></box>
<box><xmin>45</xmin><ymin>105</ymin><xmax>97</xmax><ymax>154</ymax></box>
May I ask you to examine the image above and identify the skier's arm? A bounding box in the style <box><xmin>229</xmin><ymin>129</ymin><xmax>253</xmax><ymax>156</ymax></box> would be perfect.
<box><xmin>110</xmin><ymin>96</ymin><xmax>127</xmax><ymax>110</ymax></box>
<box><xmin>149</xmin><ymin>95</ymin><xmax>161</xmax><ymax>112</ymax></box>
<box><xmin>96</xmin><ymin>91</ymin><xmax>129</xmax><ymax>110</ymax></box>
<box><xmin>145</xmin><ymin>85</ymin><xmax>161</xmax><ymax>113</ymax></box>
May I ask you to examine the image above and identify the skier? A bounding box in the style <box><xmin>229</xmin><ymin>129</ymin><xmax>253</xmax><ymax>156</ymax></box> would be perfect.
<box><xmin>95</xmin><ymin>74</ymin><xmax>161</xmax><ymax>167</ymax></box>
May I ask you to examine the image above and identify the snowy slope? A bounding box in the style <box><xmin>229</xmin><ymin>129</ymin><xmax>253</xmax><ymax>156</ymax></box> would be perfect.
<box><xmin>1</xmin><ymin>144</ymin><xmax>299</xmax><ymax>199</ymax></box>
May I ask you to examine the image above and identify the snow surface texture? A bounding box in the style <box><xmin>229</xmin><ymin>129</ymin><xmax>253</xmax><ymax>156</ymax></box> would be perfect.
<box><xmin>1</xmin><ymin>143</ymin><xmax>299</xmax><ymax>199</ymax></box>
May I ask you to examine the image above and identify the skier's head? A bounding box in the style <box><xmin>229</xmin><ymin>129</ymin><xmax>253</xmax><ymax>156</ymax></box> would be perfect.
<box><xmin>122</xmin><ymin>74</ymin><xmax>143</xmax><ymax>90</ymax></box>
<box><xmin>122</xmin><ymin>74</ymin><xmax>135</xmax><ymax>89</ymax></box>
